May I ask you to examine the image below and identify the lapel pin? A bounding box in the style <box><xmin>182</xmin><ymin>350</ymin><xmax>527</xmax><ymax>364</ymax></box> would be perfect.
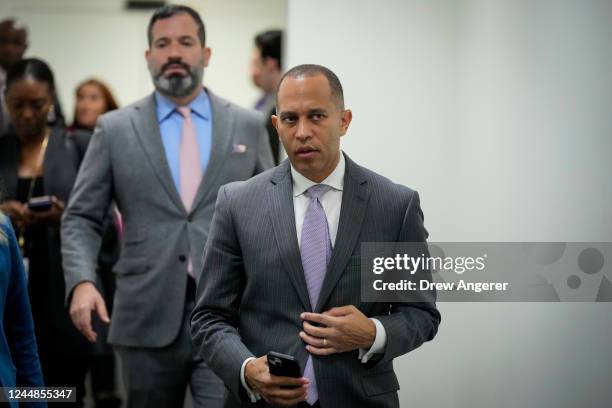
<box><xmin>232</xmin><ymin>144</ymin><xmax>247</xmax><ymax>153</ymax></box>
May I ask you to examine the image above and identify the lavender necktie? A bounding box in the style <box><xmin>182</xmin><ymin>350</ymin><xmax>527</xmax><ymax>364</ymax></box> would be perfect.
<box><xmin>300</xmin><ymin>184</ymin><xmax>332</xmax><ymax>405</ymax></box>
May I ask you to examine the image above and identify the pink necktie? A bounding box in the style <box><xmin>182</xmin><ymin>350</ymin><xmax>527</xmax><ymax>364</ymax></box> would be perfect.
<box><xmin>178</xmin><ymin>106</ymin><xmax>202</xmax><ymax>211</ymax></box>
<box><xmin>178</xmin><ymin>106</ymin><xmax>202</xmax><ymax>278</ymax></box>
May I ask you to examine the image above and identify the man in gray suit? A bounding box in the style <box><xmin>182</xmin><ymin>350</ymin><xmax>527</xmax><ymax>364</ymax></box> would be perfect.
<box><xmin>61</xmin><ymin>5</ymin><xmax>273</xmax><ymax>408</ymax></box>
<box><xmin>191</xmin><ymin>64</ymin><xmax>441</xmax><ymax>407</ymax></box>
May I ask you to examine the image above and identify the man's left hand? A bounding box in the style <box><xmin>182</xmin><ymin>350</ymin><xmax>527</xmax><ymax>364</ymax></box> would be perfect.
<box><xmin>299</xmin><ymin>305</ymin><xmax>376</xmax><ymax>356</ymax></box>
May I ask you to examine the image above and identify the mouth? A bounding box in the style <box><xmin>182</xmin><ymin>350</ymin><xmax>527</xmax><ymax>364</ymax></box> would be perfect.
<box><xmin>295</xmin><ymin>146</ymin><xmax>319</xmax><ymax>158</ymax></box>
<box><xmin>163</xmin><ymin>63</ymin><xmax>188</xmax><ymax>76</ymax></box>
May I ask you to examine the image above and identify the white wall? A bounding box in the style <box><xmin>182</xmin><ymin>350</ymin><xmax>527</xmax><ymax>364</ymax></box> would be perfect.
<box><xmin>288</xmin><ymin>0</ymin><xmax>612</xmax><ymax>407</ymax></box>
<box><xmin>0</xmin><ymin>0</ymin><xmax>287</xmax><ymax>123</ymax></box>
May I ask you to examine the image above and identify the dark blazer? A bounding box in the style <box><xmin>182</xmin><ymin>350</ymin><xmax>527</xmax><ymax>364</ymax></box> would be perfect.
<box><xmin>191</xmin><ymin>153</ymin><xmax>441</xmax><ymax>408</ymax></box>
<box><xmin>0</xmin><ymin>127</ymin><xmax>91</xmax><ymax>355</ymax></box>
<box><xmin>0</xmin><ymin>216</ymin><xmax>46</xmax><ymax>407</ymax></box>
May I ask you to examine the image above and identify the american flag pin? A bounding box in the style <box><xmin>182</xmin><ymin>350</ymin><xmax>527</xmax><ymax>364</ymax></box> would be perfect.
<box><xmin>232</xmin><ymin>144</ymin><xmax>247</xmax><ymax>153</ymax></box>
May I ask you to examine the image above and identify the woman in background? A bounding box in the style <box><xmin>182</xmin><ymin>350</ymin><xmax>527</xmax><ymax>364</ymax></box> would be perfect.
<box><xmin>70</xmin><ymin>77</ymin><xmax>122</xmax><ymax>408</ymax></box>
<box><xmin>0</xmin><ymin>57</ymin><xmax>90</xmax><ymax>407</ymax></box>
<box><xmin>0</xmin><ymin>211</ymin><xmax>46</xmax><ymax>408</ymax></box>
<box><xmin>71</xmin><ymin>78</ymin><xmax>118</xmax><ymax>131</ymax></box>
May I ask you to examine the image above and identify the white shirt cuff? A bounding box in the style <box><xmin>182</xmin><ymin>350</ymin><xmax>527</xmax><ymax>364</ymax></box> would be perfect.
<box><xmin>240</xmin><ymin>357</ymin><xmax>261</xmax><ymax>403</ymax></box>
<box><xmin>358</xmin><ymin>318</ymin><xmax>387</xmax><ymax>363</ymax></box>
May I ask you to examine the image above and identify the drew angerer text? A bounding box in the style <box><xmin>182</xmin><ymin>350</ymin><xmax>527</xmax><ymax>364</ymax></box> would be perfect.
<box><xmin>372</xmin><ymin>279</ymin><xmax>509</xmax><ymax>293</ymax></box>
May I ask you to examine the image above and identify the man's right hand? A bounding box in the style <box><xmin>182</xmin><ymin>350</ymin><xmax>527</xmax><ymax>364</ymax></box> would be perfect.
<box><xmin>69</xmin><ymin>281</ymin><xmax>110</xmax><ymax>343</ymax></box>
<box><xmin>244</xmin><ymin>355</ymin><xmax>309</xmax><ymax>406</ymax></box>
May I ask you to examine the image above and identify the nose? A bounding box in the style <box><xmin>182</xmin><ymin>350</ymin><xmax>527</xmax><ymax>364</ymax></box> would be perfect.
<box><xmin>21</xmin><ymin>105</ymin><xmax>35</xmax><ymax>120</ymax></box>
<box><xmin>166</xmin><ymin>43</ymin><xmax>183</xmax><ymax>59</ymax></box>
<box><xmin>295</xmin><ymin>118</ymin><xmax>311</xmax><ymax>142</ymax></box>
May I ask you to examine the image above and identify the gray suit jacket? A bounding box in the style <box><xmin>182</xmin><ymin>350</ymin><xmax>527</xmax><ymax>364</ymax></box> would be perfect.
<box><xmin>61</xmin><ymin>90</ymin><xmax>274</xmax><ymax>348</ymax></box>
<box><xmin>191</xmin><ymin>154</ymin><xmax>441</xmax><ymax>408</ymax></box>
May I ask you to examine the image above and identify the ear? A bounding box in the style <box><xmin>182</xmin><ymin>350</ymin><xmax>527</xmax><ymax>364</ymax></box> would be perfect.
<box><xmin>203</xmin><ymin>47</ymin><xmax>212</xmax><ymax>67</ymax></box>
<box><xmin>271</xmin><ymin>114</ymin><xmax>279</xmax><ymax>130</ymax></box>
<box><xmin>339</xmin><ymin>109</ymin><xmax>352</xmax><ymax>136</ymax></box>
<box><xmin>263</xmin><ymin>57</ymin><xmax>279</xmax><ymax>72</ymax></box>
<box><xmin>145</xmin><ymin>49</ymin><xmax>151</xmax><ymax>63</ymax></box>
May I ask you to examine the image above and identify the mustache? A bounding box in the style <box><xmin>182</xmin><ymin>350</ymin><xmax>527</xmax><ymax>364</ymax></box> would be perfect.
<box><xmin>161</xmin><ymin>60</ymin><xmax>191</xmax><ymax>74</ymax></box>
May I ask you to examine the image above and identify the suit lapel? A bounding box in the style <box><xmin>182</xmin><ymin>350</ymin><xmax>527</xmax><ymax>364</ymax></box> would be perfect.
<box><xmin>131</xmin><ymin>95</ymin><xmax>185</xmax><ymax>212</ymax></box>
<box><xmin>190</xmin><ymin>90</ymin><xmax>233</xmax><ymax>213</ymax></box>
<box><xmin>267</xmin><ymin>162</ymin><xmax>312</xmax><ymax>311</ymax></box>
<box><xmin>315</xmin><ymin>155</ymin><xmax>370</xmax><ymax>312</ymax></box>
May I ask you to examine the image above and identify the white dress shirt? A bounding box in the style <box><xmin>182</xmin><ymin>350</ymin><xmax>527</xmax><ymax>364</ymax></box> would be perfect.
<box><xmin>241</xmin><ymin>153</ymin><xmax>387</xmax><ymax>402</ymax></box>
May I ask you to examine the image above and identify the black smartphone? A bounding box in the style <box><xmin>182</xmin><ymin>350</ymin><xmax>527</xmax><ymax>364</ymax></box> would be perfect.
<box><xmin>267</xmin><ymin>351</ymin><xmax>302</xmax><ymax>378</ymax></box>
<box><xmin>27</xmin><ymin>196</ymin><xmax>53</xmax><ymax>212</ymax></box>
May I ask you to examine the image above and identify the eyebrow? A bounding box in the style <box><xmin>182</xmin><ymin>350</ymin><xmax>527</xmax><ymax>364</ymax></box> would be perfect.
<box><xmin>154</xmin><ymin>34</ymin><xmax>196</xmax><ymax>43</ymax></box>
<box><xmin>279</xmin><ymin>108</ymin><xmax>327</xmax><ymax>116</ymax></box>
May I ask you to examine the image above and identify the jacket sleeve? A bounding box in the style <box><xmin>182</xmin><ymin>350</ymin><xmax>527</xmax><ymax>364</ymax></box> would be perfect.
<box><xmin>190</xmin><ymin>185</ymin><xmax>255</xmax><ymax>404</ymax></box>
<box><xmin>3</xmin><ymin>220</ymin><xmax>47</xmax><ymax>407</ymax></box>
<box><xmin>61</xmin><ymin>119</ymin><xmax>113</xmax><ymax>300</ymax></box>
<box><xmin>374</xmin><ymin>190</ymin><xmax>441</xmax><ymax>364</ymax></box>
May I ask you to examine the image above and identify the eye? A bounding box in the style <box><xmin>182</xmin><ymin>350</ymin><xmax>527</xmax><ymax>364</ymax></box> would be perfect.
<box><xmin>310</xmin><ymin>112</ymin><xmax>326</xmax><ymax>121</ymax></box>
<box><xmin>180</xmin><ymin>38</ymin><xmax>195</xmax><ymax>46</ymax></box>
<box><xmin>155</xmin><ymin>39</ymin><xmax>168</xmax><ymax>48</ymax></box>
<box><xmin>281</xmin><ymin>115</ymin><xmax>297</xmax><ymax>124</ymax></box>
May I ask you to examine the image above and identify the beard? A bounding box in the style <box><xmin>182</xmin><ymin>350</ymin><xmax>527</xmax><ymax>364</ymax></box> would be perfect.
<box><xmin>150</xmin><ymin>59</ymin><xmax>204</xmax><ymax>98</ymax></box>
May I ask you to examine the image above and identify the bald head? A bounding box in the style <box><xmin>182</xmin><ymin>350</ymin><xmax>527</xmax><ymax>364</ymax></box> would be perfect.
<box><xmin>0</xmin><ymin>19</ymin><xmax>28</xmax><ymax>71</ymax></box>
<box><xmin>276</xmin><ymin>64</ymin><xmax>344</xmax><ymax>112</ymax></box>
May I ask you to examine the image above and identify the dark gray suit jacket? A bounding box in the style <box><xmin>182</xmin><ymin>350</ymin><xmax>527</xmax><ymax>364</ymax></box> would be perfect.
<box><xmin>191</xmin><ymin>154</ymin><xmax>441</xmax><ymax>408</ymax></box>
<box><xmin>61</xmin><ymin>90</ymin><xmax>274</xmax><ymax>348</ymax></box>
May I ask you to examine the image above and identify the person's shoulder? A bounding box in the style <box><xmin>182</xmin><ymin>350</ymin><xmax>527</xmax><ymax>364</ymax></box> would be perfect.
<box><xmin>208</xmin><ymin>90</ymin><xmax>262</xmax><ymax>123</ymax></box>
<box><xmin>222</xmin><ymin>163</ymin><xmax>285</xmax><ymax>199</ymax></box>
<box><xmin>98</xmin><ymin>94</ymin><xmax>153</xmax><ymax>125</ymax></box>
<box><xmin>347</xmin><ymin>155</ymin><xmax>417</xmax><ymax>199</ymax></box>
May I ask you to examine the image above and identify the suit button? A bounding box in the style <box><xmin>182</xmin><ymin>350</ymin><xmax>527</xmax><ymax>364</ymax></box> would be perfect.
<box><xmin>187</xmin><ymin>215</ymin><xmax>193</xmax><ymax>222</ymax></box>
<box><xmin>179</xmin><ymin>255</ymin><xmax>187</xmax><ymax>262</ymax></box>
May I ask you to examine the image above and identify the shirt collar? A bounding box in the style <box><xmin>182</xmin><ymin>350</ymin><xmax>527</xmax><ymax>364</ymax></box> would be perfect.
<box><xmin>291</xmin><ymin>152</ymin><xmax>345</xmax><ymax>197</ymax></box>
<box><xmin>154</xmin><ymin>87</ymin><xmax>211</xmax><ymax>122</ymax></box>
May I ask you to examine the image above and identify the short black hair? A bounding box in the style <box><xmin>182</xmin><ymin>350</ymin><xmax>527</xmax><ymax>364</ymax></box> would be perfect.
<box><xmin>147</xmin><ymin>4</ymin><xmax>206</xmax><ymax>46</ymax></box>
<box><xmin>5</xmin><ymin>57</ymin><xmax>55</xmax><ymax>93</ymax></box>
<box><xmin>254</xmin><ymin>30</ymin><xmax>282</xmax><ymax>70</ymax></box>
<box><xmin>276</xmin><ymin>64</ymin><xmax>344</xmax><ymax>111</ymax></box>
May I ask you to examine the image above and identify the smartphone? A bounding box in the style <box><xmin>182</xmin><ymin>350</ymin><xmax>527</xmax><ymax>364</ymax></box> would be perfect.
<box><xmin>27</xmin><ymin>196</ymin><xmax>53</xmax><ymax>212</ymax></box>
<box><xmin>267</xmin><ymin>351</ymin><xmax>302</xmax><ymax>378</ymax></box>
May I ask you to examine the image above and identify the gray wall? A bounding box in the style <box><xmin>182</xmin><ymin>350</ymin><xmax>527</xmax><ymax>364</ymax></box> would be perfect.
<box><xmin>287</xmin><ymin>0</ymin><xmax>612</xmax><ymax>406</ymax></box>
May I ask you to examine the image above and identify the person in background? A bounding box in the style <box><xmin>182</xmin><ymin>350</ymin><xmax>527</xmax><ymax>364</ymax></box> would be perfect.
<box><xmin>0</xmin><ymin>19</ymin><xmax>65</xmax><ymax>133</ymax></box>
<box><xmin>251</xmin><ymin>29</ymin><xmax>283</xmax><ymax>164</ymax></box>
<box><xmin>70</xmin><ymin>77</ymin><xmax>122</xmax><ymax>408</ymax></box>
<box><xmin>0</xmin><ymin>58</ymin><xmax>91</xmax><ymax>407</ymax></box>
<box><xmin>71</xmin><ymin>78</ymin><xmax>119</xmax><ymax>131</ymax></box>
<box><xmin>0</xmin><ymin>18</ymin><xmax>28</xmax><ymax>134</ymax></box>
<box><xmin>0</xmin><ymin>211</ymin><xmax>46</xmax><ymax>407</ymax></box>
<box><xmin>61</xmin><ymin>4</ymin><xmax>273</xmax><ymax>407</ymax></box>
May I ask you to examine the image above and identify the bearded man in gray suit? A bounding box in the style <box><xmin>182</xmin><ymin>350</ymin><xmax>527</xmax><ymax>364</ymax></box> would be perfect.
<box><xmin>61</xmin><ymin>4</ymin><xmax>273</xmax><ymax>408</ymax></box>
<box><xmin>191</xmin><ymin>64</ymin><xmax>441</xmax><ymax>408</ymax></box>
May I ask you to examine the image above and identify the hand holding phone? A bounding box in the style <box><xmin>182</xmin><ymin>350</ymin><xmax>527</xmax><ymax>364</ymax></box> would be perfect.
<box><xmin>27</xmin><ymin>195</ymin><xmax>54</xmax><ymax>212</ymax></box>
<box><xmin>244</xmin><ymin>354</ymin><xmax>308</xmax><ymax>406</ymax></box>
<box><xmin>267</xmin><ymin>351</ymin><xmax>302</xmax><ymax>378</ymax></box>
